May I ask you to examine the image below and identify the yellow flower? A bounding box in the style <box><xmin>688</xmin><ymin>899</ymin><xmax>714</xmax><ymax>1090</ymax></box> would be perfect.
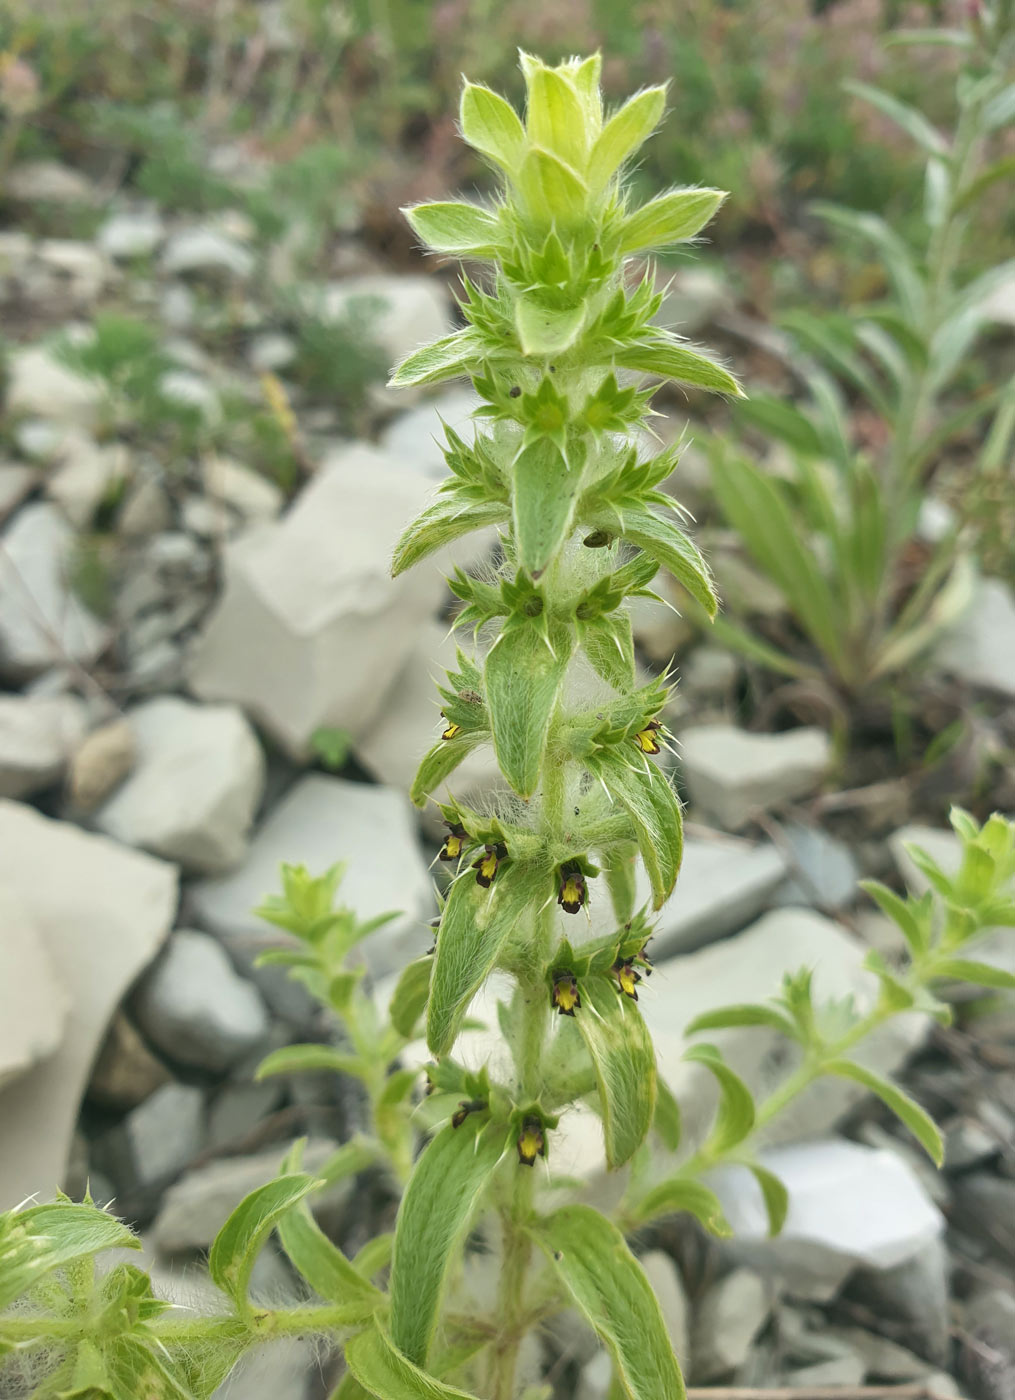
<box><xmin>439</xmin><ymin>823</ymin><xmax>467</xmax><ymax>862</ymax></box>
<box><xmin>612</xmin><ymin>957</ymin><xmax>641</xmax><ymax>1001</ymax></box>
<box><xmin>551</xmin><ymin>971</ymin><xmax>581</xmax><ymax>1016</ymax></box>
<box><xmin>632</xmin><ymin>719</ymin><xmax>663</xmax><ymax>755</ymax></box>
<box><xmin>516</xmin><ymin>1116</ymin><xmax>546</xmax><ymax>1166</ymax></box>
<box><xmin>472</xmin><ymin>842</ymin><xmax>507</xmax><ymax>888</ymax></box>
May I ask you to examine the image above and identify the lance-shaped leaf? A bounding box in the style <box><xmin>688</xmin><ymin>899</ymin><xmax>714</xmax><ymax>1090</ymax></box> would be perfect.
<box><xmin>627</xmin><ymin>1176</ymin><xmax>732</xmax><ymax>1236</ymax></box>
<box><xmin>654</xmin><ymin>1076</ymin><xmax>682</xmax><ymax>1152</ymax></box>
<box><xmin>607</xmin><ymin>504</ymin><xmax>717</xmax><ymax>617</ymax></box>
<box><xmin>390</xmin><ymin>330</ymin><xmax>487</xmax><ymax>389</ymax></box>
<box><xmin>208</xmin><ymin>1173</ymin><xmax>319</xmax><ymax>1309</ymax></box>
<box><xmin>427</xmin><ymin>860</ymin><xmax>540</xmax><ymax>1056</ymax></box>
<box><xmin>618</xmin><ymin>187</ymin><xmax>726</xmax><ymax>254</ymax></box>
<box><xmin>931</xmin><ymin>958</ymin><xmax>1015</xmax><ymax>991</ymax></box>
<box><xmin>390</xmin><ymin>956</ymin><xmax>434</xmax><ymax>1038</ymax></box>
<box><xmin>749</xmin><ymin>1163</ymin><xmax>789</xmax><ymax>1237</ymax></box>
<box><xmin>515</xmin><ymin>293</ymin><xmax>587</xmax><ymax>357</ymax></box>
<box><xmin>257</xmin><ymin>1044</ymin><xmax>365</xmax><ymax>1080</ymax></box>
<box><xmin>589</xmin><ymin>751</ymin><xmax>682</xmax><ymax>909</ymax></box>
<box><xmin>513</xmin><ymin>437</ymin><xmax>578</xmax><ymax>576</ymax></box>
<box><xmin>579</xmin><ymin>612</ymin><xmax>636</xmax><ymax>691</ymax></box>
<box><xmin>0</xmin><ymin>1203</ymin><xmax>140</xmax><ymax>1308</ymax></box>
<box><xmin>392</xmin><ymin>497</ymin><xmax>510</xmax><ymax>576</ymax></box>
<box><xmin>277</xmin><ymin>1146</ymin><xmax>383</xmax><ymax>1313</ymax></box>
<box><xmin>526</xmin><ymin>65</ymin><xmax>588</xmax><ymax>173</ymax></box>
<box><xmin>612</xmin><ymin>338</ymin><xmax>741</xmax><ymax>397</ymax></box>
<box><xmin>588</xmin><ymin>87</ymin><xmax>666</xmax><ymax>194</ymax></box>
<box><xmin>485</xmin><ymin>619</ymin><xmax>573</xmax><ymax>797</ymax></box>
<box><xmin>574</xmin><ymin>973</ymin><xmax>656</xmax><ymax>1168</ymax></box>
<box><xmin>529</xmin><ymin>1205</ymin><xmax>686</xmax><ymax>1400</ymax></box>
<box><xmin>824</xmin><ymin>1059</ymin><xmax>943</xmax><ymax>1165</ymax></box>
<box><xmin>517</xmin><ymin>147</ymin><xmax>589</xmax><ymax>225</ymax></box>
<box><xmin>345</xmin><ymin>1325</ymin><xmax>483</xmax><ymax>1400</ymax></box>
<box><xmin>410</xmin><ymin>731</ymin><xmax>489</xmax><ymax>808</ymax></box>
<box><xmin>460</xmin><ymin>83</ymin><xmax>526</xmax><ymax>173</ymax></box>
<box><xmin>389</xmin><ymin>1119</ymin><xmax>507</xmax><ymax>1365</ymax></box>
<box><xmin>404</xmin><ymin>201</ymin><xmax>501</xmax><ymax>255</ymax></box>
<box><xmin>684</xmin><ymin>1043</ymin><xmax>755</xmax><ymax>1154</ymax></box>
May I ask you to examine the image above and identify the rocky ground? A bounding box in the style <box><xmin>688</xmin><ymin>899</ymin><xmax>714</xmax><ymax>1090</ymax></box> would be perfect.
<box><xmin>0</xmin><ymin>157</ymin><xmax>1013</xmax><ymax>1400</ymax></box>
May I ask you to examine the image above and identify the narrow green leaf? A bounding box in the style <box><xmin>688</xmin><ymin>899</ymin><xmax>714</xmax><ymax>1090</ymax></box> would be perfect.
<box><xmin>590</xmin><ymin>751</ymin><xmax>683</xmax><ymax>910</ymax></box>
<box><xmin>612</xmin><ymin>339</ymin><xmax>741</xmax><ymax>398</ymax></box>
<box><xmin>859</xmin><ymin>879</ymin><xmax>928</xmax><ymax>957</ymax></box>
<box><xmin>256</xmin><ymin>1044</ymin><xmax>363</xmax><ymax>1081</ymax></box>
<box><xmin>529</xmin><ymin>1205</ymin><xmax>686</xmax><ymax>1400</ymax></box>
<box><xmin>460</xmin><ymin>83</ymin><xmax>526</xmax><ymax>173</ymax></box>
<box><xmin>329</xmin><ymin>1371</ymin><xmax>374</xmax><ymax>1400</ymax></box>
<box><xmin>346</xmin><ymin>1325</ymin><xmax>482</xmax><ymax>1400</ymax></box>
<box><xmin>809</xmin><ymin>203</ymin><xmax>925</xmax><ymax>324</ymax></box>
<box><xmin>392</xmin><ymin>497</ymin><xmax>510</xmax><ymax>576</ymax></box>
<box><xmin>390</xmin><ymin>957</ymin><xmax>434</xmax><ymax>1039</ymax></box>
<box><xmin>603</xmin><ymin>844</ymin><xmax>639</xmax><ymax>923</ymax></box>
<box><xmin>931</xmin><ymin>958</ymin><xmax>1015</xmax><ymax>991</ymax></box>
<box><xmin>485</xmin><ymin>620</ymin><xmax>573</xmax><ymax>797</ymax></box>
<box><xmin>208</xmin><ymin>1174</ymin><xmax>318</xmax><ymax>1309</ymax></box>
<box><xmin>526</xmin><ymin>66</ymin><xmax>588</xmax><ymax>172</ymax></box>
<box><xmin>748</xmin><ymin>1164</ymin><xmax>789</xmax><ymax>1237</ymax></box>
<box><xmin>983</xmin><ymin>81</ymin><xmax>1015</xmax><ymax>132</ymax></box>
<box><xmin>618</xmin><ymin>187</ymin><xmax>726</xmax><ymax>254</ymax></box>
<box><xmin>389</xmin><ymin>1120</ymin><xmax>507</xmax><ymax>1365</ymax></box>
<box><xmin>427</xmin><ymin>861</ymin><xmax>540</xmax><ymax>1057</ymax></box>
<box><xmin>844</xmin><ymin>80</ymin><xmax>948</xmax><ymax>155</ymax></box>
<box><xmin>390</xmin><ymin>331</ymin><xmax>486</xmax><ymax>389</ymax></box>
<box><xmin>515</xmin><ymin>294</ymin><xmax>587</xmax><ymax>356</ymax></box>
<box><xmin>277</xmin><ymin>1172</ymin><xmax>382</xmax><ymax>1312</ymax></box>
<box><xmin>734</xmin><ymin>396</ymin><xmax>824</xmax><ymax>456</ymax></box>
<box><xmin>685</xmin><ymin>1003</ymin><xmax>800</xmax><ymax>1039</ymax></box>
<box><xmin>654</xmin><ymin>1077</ymin><xmax>682</xmax><ymax>1152</ymax></box>
<box><xmin>824</xmin><ymin>1059</ymin><xmax>943</xmax><ymax>1165</ymax></box>
<box><xmin>574</xmin><ymin>974</ymin><xmax>656</xmax><ymax>1169</ymax></box>
<box><xmin>580</xmin><ymin>613</ymin><xmax>636</xmax><ymax>691</ymax></box>
<box><xmin>513</xmin><ymin>438</ymin><xmax>578</xmax><ymax>576</ymax></box>
<box><xmin>409</xmin><ymin>731</ymin><xmax>488</xmax><ymax>808</ymax></box>
<box><xmin>955</xmin><ymin>155</ymin><xmax>1015</xmax><ymax>213</ymax></box>
<box><xmin>628</xmin><ymin>1176</ymin><xmax>732</xmax><ymax>1236</ymax></box>
<box><xmin>0</xmin><ymin>1204</ymin><xmax>140</xmax><ymax>1308</ymax></box>
<box><xmin>404</xmin><ymin>202</ymin><xmax>500</xmax><ymax>255</ymax></box>
<box><xmin>588</xmin><ymin>87</ymin><xmax>666</xmax><ymax>193</ymax></box>
<box><xmin>611</xmin><ymin>504</ymin><xmax>717</xmax><ymax>617</ymax></box>
<box><xmin>518</xmin><ymin>147</ymin><xmax>588</xmax><ymax>224</ymax></box>
<box><xmin>684</xmin><ymin>1044</ymin><xmax>755</xmax><ymax>1153</ymax></box>
<box><xmin>705</xmin><ymin>611</ymin><xmax>815</xmax><ymax>680</ymax></box>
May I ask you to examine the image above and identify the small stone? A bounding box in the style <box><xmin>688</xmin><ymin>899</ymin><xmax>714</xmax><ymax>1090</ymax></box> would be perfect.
<box><xmin>321</xmin><ymin>274</ymin><xmax>450</xmax><ymax>367</ymax></box>
<box><xmin>575</xmin><ymin>1350</ymin><xmax>613</xmax><ymax>1400</ymax></box>
<box><xmin>772</xmin><ymin>823</ymin><xmax>860</xmax><ymax>911</ymax></box>
<box><xmin>693</xmin><ymin>1268</ymin><xmax>771</xmax><ymax>1380</ymax></box>
<box><xmin>933</xmin><ymin>576</ymin><xmax>1015</xmax><ymax>698</ymax></box>
<box><xmin>162</xmin><ymin>226</ymin><xmax>254</xmax><ymax>280</ymax></box>
<box><xmin>5</xmin><ymin>346</ymin><xmax>103</xmax><ymax>429</ymax></box>
<box><xmin>379</xmin><ymin>387</ymin><xmax>482</xmax><ymax>478</ymax></box>
<box><xmin>95</xmin><ymin>696</ymin><xmax>265</xmax><ymax>874</ymax></box>
<box><xmin>207</xmin><ymin>1079</ymin><xmax>284</xmax><ymax>1151</ymax></box>
<box><xmin>131</xmin><ymin>929</ymin><xmax>270</xmax><ymax>1073</ymax></box>
<box><xmin>629</xmin><ymin>588</ymin><xmax>695</xmax><ymax>663</ymax></box>
<box><xmin>97</xmin><ymin>209</ymin><xmax>165</xmax><ymax>260</ymax></box>
<box><xmin>68</xmin><ymin>718</ymin><xmax>136</xmax><ymax>810</ymax></box>
<box><xmin>158</xmin><ymin>369</ymin><xmax>220</xmax><ymax>420</ymax></box>
<box><xmin>0</xmin><ymin>462</ymin><xmax>38</xmax><ymax>522</ymax></box>
<box><xmin>152</xmin><ymin>1139</ymin><xmax>350</xmax><ymax>1252</ymax></box>
<box><xmin>0</xmin><ymin>503</ymin><xmax>110</xmax><ymax>677</ymax></box>
<box><xmin>247</xmin><ymin>332</ymin><xmax>297</xmax><ymax>372</ymax></box>
<box><xmin>678</xmin><ymin>645</ymin><xmax>739</xmax><ymax>703</ymax></box>
<box><xmin>951</xmin><ymin>1172</ymin><xmax>1015</xmax><ymax>1267</ymax></box>
<box><xmin>86</xmin><ymin>1011</ymin><xmax>171</xmax><ymax>1110</ymax></box>
<box><xmin>161</xmin><ymin>283</ymin><xmax>195</xmax><ymax>330</ymax></box>
<box><xmin>656</xmin><ymin>267</ymin><xmax>730</xmax><ymax>335</ymax></box>
<box><xmin>0</xmin><ymin>694</ymin><xmax>86</xmax><ymax>798</ymax></box>
<box><xmin>118</xmin><ymin>474</ymin><xmax>172</xmax><ymax>538</ymax></box>
<box><xmin>786</xmin><ymin>1356</ymin><xmax>866</xmax><ymax>1388</ymax></box>
<box><xmin>943</xmin><ymin>1116</ymin><xmax>1001</xmax><ymax>1171</ymax></box>
<box><xmin>0</xmin><ymin>885</ymin><xmax>70</xmax><ymax>1089</ymax></box>
<box><xmin>36</xmin><ymin>240</ymin><xmax>110</xmax><ymax>305</ymax></box>
<box><xmin>6</xmin><ymin>161</ymin><xmax>96</xmax><ymax>204</ymax></box>
<box><xmin>126</xmin><ymin>639</ymin><xmax>185</xmax><ymax>693</ymax></box>
<box><xmin>845</xmin><ymin>1236</ymin><xmax>951</xmax><ymax>1365</ymax></box>
<box><xmin>828</xmin><ymin>1325</ymin><xmax>942</xmax><ymax>1381</ymax></box>
<box><xmin>118</xmin><ymin>1082</ymin><xmax>205</xmax><ymax>1186</ymax></box>
<box><xmin>46</xmin><ymin>436</ymin><xmax>129</xmax><ymax>529</ymax></box>
<box><xmin>679</xmin><ymin>724</ymin><xmax>832</xmax><ymax>830</ymax></box>
<box><xmin>640</xmin><ymin>1252</ymin><xmax>690</xmax><ymax>1363</ymax></box>
<box><xmin>201</xmin><ymin>455</ymin><xmax>283</xmax><ymax>523</ymax></box>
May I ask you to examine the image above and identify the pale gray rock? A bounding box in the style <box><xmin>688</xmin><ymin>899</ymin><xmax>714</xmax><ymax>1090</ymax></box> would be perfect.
<box><xmin>692</xmin><ymin>1267</ymin><xmax>771</xmax><ymax>1380</ymax></box>
<box><xmin>0</xmin><ymin>885</ymin><xmax>70</xmax><ymax>1089</ymax></box>
<box><xmin>0</xmin><ymin>801</ymin><xmax>177</xmax><ymax>1207</ymax></box>
<box><xmin>118</xmin><ymin>475</ymin><xmax>172</xmax><ymax>538</ymax></box>
<box><xmin>679</xmin><ymin>724</ymin><xmax>832</xmax><ymax>829</ymax></box>
<box><xmin>640</xmin><ymin>1251</ymin><xmax>690</xmax><ymax>1364</ymax></box>
<box><xmin>201</xmin><ymin>455</ymin><xmax>283</xmax><ymax>524</ymax></box>
<box><xmin>787</xmin><ymin>1355</ymin><xmax>866</xmax><ymax>1388</ymax></box>
<box><xmin>933</xmin><ymin>576</ymin><xmax>1015</xmax><ymax>697</ymax></box>
<box><xmin>247</xmin><ymin>332</ymin><xmax>297</xmax><ymax>372</ymax></box>
<box><xmin>6</xmin><ymin>161</ymin><xmax>96</xmax><ymax>204</ymax></box>
<box><xmin>5</xmin><ymin>346</ymin><xmax>103</xmax><ymax>428</ymax></box>
<box><xmin>190</xmin><ymin>774</ymin><xmax>432</xmax><ymax>1009</ymax></box>
<box><xmin>96</xmin><ymin>696</ymin><xmax>265</xmax><ymax>874</ymax></box>
<box><xmin>207</xmin><ymin>1079</ymin><xmax>284</xmax><ymax>1151</ymax></box>
<box><xmin>0</xmin><ymin>693</ymin><xmax>86</xmax><ymax>798</ymax></box>
<box><xmin>119</xmin><ymin>1082</ymin><xmax>205</xmax><ymax>1185</ymax></box>
<box><xmin>97</xmin><ymin>209</ymin><xmax>165</xmax><ymax>260</ymax></box>
<box><xmin>46</xmin><ymin>437</ymin><xmax>129</xmax><ymax>528</ymax></box>
<box><xmin>152</xmin><ymin>1138</ymin><xmax>351</xmax><ymax>1253</ymax></box>
<box><xmin>36</xmin><ymin>239</ymin><xmax>111</xmax><ymax>305</ymax></box>
<box><xmin>656</xmin><ymin>267</ymin><xmax>731</xmax><ymax>335</ymax></box>
<box><xmin>187</xmin><ymin>445</ymin><xmax>450</xmax><ymax>758</ymax></box>
<box><xmin>629</xmin><ymin>587</ymin><xmax>695</xmax><ymax>663</ymax></box>
<box><xmin>131</xmin><ymin>929</ymin><xmax>270</xmax><ymax>1072</ymax></box>
<box><xmin>379</xmin><ymin>387</ymin><xmax>482</xmax><ymax>478</ymax></box>
<box><xmin>0</xmin><ymin>462</ymin><xmax>37</xmax><ymax>523</ymax></box>
<box><xmin>68</xmin><ymin>718</ymin><xmax>136</xmax><ymax>810</ymax></box>
<box><xmin>0</xmin><ymin>503</ymin><xmax>111</xmax><ymax>676</ymax></box>
<box><xmin>772</xmin><ymin>823</ymin><xmax>860</xmax><ymax>911</ymax></box>
<box><xmin>846</xmin><ymin>1236</ymin><xmax>951</xmax><ymax>1365</ymax></box>
<box><xmin>575</xmin><ymin>1351</ymin><xmax>613</xmax><ymax>1400</ymax></box>
<box><xmin>709</xmin><ymin>1140</ymin><xmax>945</xmax><ymax>1303</ymax></box>
<box><xmin>159</xmin><ymin>369</ymin><xmax>221</xmax><ymax>420</ymax></box>
<box><xmin>678</xmin><ymin>644</ymin><xmax>739</xmax><ymax>704</ymax></box>
<box><xmin>163</xmin><ymin>226</ymin><xmax>254</xmax><ymax>280</ymax></box>
<box><xmin>641</xmin><ymin>909</ymin><xmax>928</xmax><ymax>1154</ymax></box>
<box><xmin>321</xmin><ymin>273</ymin><xmax>450</xmax><ymax>368</ymax></box>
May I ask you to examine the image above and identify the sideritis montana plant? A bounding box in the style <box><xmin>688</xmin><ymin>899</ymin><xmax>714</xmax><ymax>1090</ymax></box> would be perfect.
<box><xmin>3</xmin><ymin>52</ymin><xmax>1015</xmax><ymax>1400</ymax></box>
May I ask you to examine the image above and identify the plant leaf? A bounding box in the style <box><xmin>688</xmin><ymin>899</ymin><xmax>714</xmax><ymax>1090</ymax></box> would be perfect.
<box><xmin>529</xmin><ymin>1205</ymin><xmax>687</xmax><ymax>1400</ymax></box>
<box><xmin>931</xmin><ymin>958</ymin><xmax>1015</xmax><ymax>991</ymax></box>
<box><xmin>390</xmin><ymin>957</ymin><xmax>434</xmax><ymax>1039</ymax></box>
<box><xmin>392</xmin><ymin>497</ymin><xmax>510</xmax><ymax>576</ymax></box>
<box><xmin>405</xmin><ymin>202</ymin><xmax>501</xmax><ymax>255</ymax></box>
<box><xmin>574</xmin><ymin>973</ymin><xmax>657</xmax><ymax>1169</ymax></box>
<box><xmin>427</xmin><ymin>861</ymin><xmax>541</xmax><ymax>1057</ymax></box>
<box><xmin>612</xmin><ymin>338</ymin><xmax>741</xmax><ymax>397</ymax></box>
<box><xmin>515</xmin><ymin>294</ymin><xmax>587</xmax><ymax>357</ymax></box>
<box><xmin>0</xmin><ymin>1204</ymin><xmax>140</xmax><ymax>1309</ymax></box>
<box><xmin>208</xmin><ymin>1173</ymin><xmax>319</xmax><ymax>1309</ymax></box>
<box><xmin>256</xmin><ymin>1044</ymin><xmax>364</xmax><ymax>1081</ymax></box>
<box><xmin>824</xmin><ymin>1059</ymin><xmax>943</xmax><ymax>1165</ymax></box>
<box><xmin>844</xmin><ymin>80</ymin><xmax>948</xmax><ymax>155</ymax></box>
<box><xmin>517</xmin><ymin>147</ymin><xmax>588</xmax><ymax>224</ymax></box>
<box><xmin>513</xmin><ymin>437</ymin><xmax>579</xmax><ymax>576</ymax></box>
<box><xmin>628</xmin><ymin>1176</ymin><xmax>732</xmax><ymax>1235</ymax></box>
<box><xmin>526</xmin><ymin>66</ymin><xmax>588</xmax><ymax>172</ymax></box>
<box><xmin>277</xmin><ymin>1150</ymin><xmax>382</xmax><ymax>1312</ymax></box>
<box><xmin>389</xmin><ymin>1120</ymin><xmax>507</xmax><ymax>1365</ymax></box>
<box><xmin>748</xmin><ymin>1164</ymin><xmax>789</xmax><ymax>1237</ymax></box>
<box><xmin>685</xmin><ymin>1003</ymin><xmax>800</xmax><ymax>1039</ymax></box>
<box><xmin>588</xmin><ymin>88</ymin><xmax>667</xmax><ymax>194</ymax></box>
<box><xmin>390</xmin><ymin>331</ymin><xmax>487</xmax><ymax>389</ymax></box>
<box><xmin>684</xmin><ymin>1043</ymin><xmax>755</xmax><ymax>1153</ymax></box>
<box><xmin>460</xmin><ymin>83</ymin><xmax>526</xmax><ymax>173</ymax></box>
<box><xmin>580</xmin><ymin>613</ymin><xmax>636</xmax><ymax>690</ymax></box>
<box><xmin>654</xmin><ymin>1076</ymin><xmax>682</xmax><ymax>1153</ymax></box>
<box><xmin>345</xmin><ymin>1325</ymin><xmax>483</xmax><ymax>1400</ymax></box>
<box><xmin>859</xmin><ymin>879</ymin><xmax>928</xmax><ymax>956</ymax></box>
<box><xmin>485</xmin><ymin>620</ymin><xmax>573</xmax><ymax>797</ymax></box>
<box><xmin>618</xmin><ymin>187</ymin><xmax>726</xmax><ymax>254</ymax></box>
<box><xmin>608</xmin><ymin>504</ymin><xmax>717</xmax><ymax>617</ymax></box>
<box><xmin>589</xmin><ymin>751</ymin><xmax>683</xmax><ymax>910</ymax></box>
<box><xmin>734</xmin><ymin>396</ymin><xmax>824</xmax><ymax>456</ymax></box>
<box><xmin>409</xmin><ymin>730</ymin><xmax>489</xmax><ymax>808</ymax></box>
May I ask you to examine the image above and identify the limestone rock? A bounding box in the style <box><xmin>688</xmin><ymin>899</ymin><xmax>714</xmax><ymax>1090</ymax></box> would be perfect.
<box><xmin>321</xmin><ymin>274</ymin><xmax>450</xmax><ymax>368</ymax></box>
<box><xmin>772</xmin><ymin>823</ymin><xmax>860</xmax><ymax>911</ymax></box>
<box><xmin>379</xmin><ymin>387</ymin><xmax>482</xmax><ymax>478</ymax></box>
<box><xmin>131</xmin><ymin>929</ymin><xmax>270</xmax><ymax>1073</ymax></box>
<box><xmin>6</xmin><ymin>161</ymin><xmax>96</xmax><ymax>204</ymax></box>
<box><xmin>163</xmin><ymin>226</ymin><xmax>254</xmax><ymax>280</ymax></box>
<box><xmin>190</xmin><ymin>774</ymin><xmax>432</xmax><ymax>1012</ymax></box>
<box><xmin>96</xmin><ymin>697</ymin><xmax>265</xmax><ymax>874</ymax></box>
<box><xmin>679</xmin><ymin>724</ymin><xmax>832</xmax><ymax>829</ymax></box>
<box><xmin>201</xmin><ymin>454</ymin><xmax>283</xmax><ymax>524</ymax></box>
<box><xmin>0</xmin><ymin>504</ymin><xmax>111</xmax><ymax>677</ymax></box>
<box><xmin>87</xmin><ymin>1011</ymin><xmax>171</xmax><ymax>1110</ymax></box>
<box><xmin>640</xmin><ymin>1251</ymin><xmax>690</xmax><ymax>1364</ymax></box>
<box><xmin>933</xmin><ymin>576</ymin><xmax>1015</xmax><ymax>697</ymax></box>
<box><xmin>693</xmin><ymin>1268</ymin><xmax>771</xmax><ymax>1380</ymax></box>
<box><xmin>5</xmin><ymin>346</ymin><xmax>103</xmax><ymax>429</ymax></box>
<box><xmin>35</xmin><ymin>239</ymin><xmax>111</xmax><ymax>306</ymax></box>
<box><xmin>112</xmin><ymin>1082</ymin><xmax>206</xmax><ymax>1187</ymax></box>
<box><xmin>97</xmin><ymin>209</ymin><xmax>165</xmax><ymax>260</ymax></box>
<box><xmin>0</xmin><ymin>885</ymin><xmax>70</xmax><ymax>1089</ymax></box>
<box><xmin>0</xmin><ymin>462</ymin><xmax>38</xmax><ymax>523</ymax></box>
<box><xmin>46</xmin><ymin>436</ymin><xmax>129</xmax><ymax>529</ymax></box>
<box><xmin>0</xmin><ymin>801</ymin><xmax>177</xmax><ymax>1208</ymax></box>
<box><xmin>188</xmin><ymin>445</ymin><xmax>449</xmax><ymax>758</ymax></box>
<box><xmin>68</xmin><ymin>718</ymin><xmax>136</xmax><ymax>810</ymax></box>
<box><xmin>0</xmin><ymin>693</ymin><xmax>86</xmax><ymax>798</ymax></box>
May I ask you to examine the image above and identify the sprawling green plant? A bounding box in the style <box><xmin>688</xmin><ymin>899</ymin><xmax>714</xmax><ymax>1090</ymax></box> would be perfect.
<box><xmin>705</xmin><ymin>4</ymin><xmax>1015</xmax><ymax>700</ymax></box>
<box><xmin>3</xmin><ymin>54</ymin><xmax>1014</xmax><ymax>1400</ymax></box>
